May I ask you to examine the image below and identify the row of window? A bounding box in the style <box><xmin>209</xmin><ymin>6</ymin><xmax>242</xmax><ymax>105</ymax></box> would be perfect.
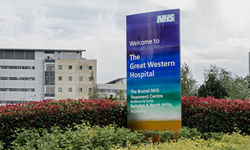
<box><xmin>0</xmin><ymin>66</ymin><xmax>35</xmax><ymax>69</ymax></box>
<box><xmin>99</xmin><ymin>89</ymin><xmax>125</xmax><ymax>93</ymax></box>
<box><xmin>0</xmin><ymin>77</ymin><xmax>35</xmax><ymax>80</ymax></box>
<box><xmin>58</xmin><ymin>76</ymin><xmax>92</xmax><ymax>81</ymax></box>
<box><xmin>57</xmin><ymin>87</ymin><xmax>83</xmax><ymax>93</ymax></box>
<box><xmin>0</xmin><ymin>50</ymin><xmax>35</xmax><ymax>60</ymax></box>
<box><xmin>58</xmin><ymin>65</ymin><xmax>93</xmax><ymax>70</ymax></box>
<box><xmin>0</xmin><ymin>100</ymin><xmax>30</xmax><ymax>104</ymax></box>
<box><xmin>0</xmin><ymin>88</ymin><xmax>35</xmax><ymax>92</ymax></box>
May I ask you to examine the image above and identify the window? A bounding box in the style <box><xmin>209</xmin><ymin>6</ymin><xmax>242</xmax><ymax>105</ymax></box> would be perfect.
<box><xmin>79</xmin><ymin>76</ymin><xmax>83</xmax><ymax>81</ymax></box>
<box><xmin>58</xmin><ymin>65</ymin><xmax>62</xmax><ymax>70</ymax></box>
<box><xmin>5</xmin><ymin>51</ymin><xmax>14</xmax><ymax>59</ymax></box>
<box><xmin>0</xmin><ymin>50</ymin><xmax>35</xmax><ymax>60</ymax></box>
<box><xmin>68</xmin><ymin>76</ymin><xmax>72</xmax><ymax>81</ymax></box>
<box><xmin>45</xmin><ymin>86</ymin><xmax>54</xmax><ymax>95</ymax></box>
<box><xmin>0</xmin><ymin>88</ymin><xmax>35</xmax><ymax>92</ymax></box>
<box><xmin>45</xmin><ymin>51</ymin><xmax>55</xmax><ymax>54</ymax></box>
<box><xmin>79</xmin><ymin>88</ymin><xmax>82</xmax><ymax>92</ymax></box>
<box><xmin>80</xmin><ymin>66</ymin><xmax>82</xmax><ymax>70</ymax></box>
<box><xmin>68</xmin><ymin>88</ymin><xmax>72</xmax><ymax>92</ymax></box>
<box><xmin>0</xmin><ymin>50</ymin><xmax>4</xmax><ymax>59</ymax></box>
<box><xmin>89</xmin><ymin>66</ymin><xmax>92</xmax><ymax>70</ymax></box>
<box><xmin>0</xmin><ymin>77</ymin><xmax>35</xmax><ymax>80</ymax></box>
<box><xmin>58</xmin><ymin>76</ymin><xmax>62</xmax><ymax>81</ymax></box>
<box><xmin>58</xmin><ymin>87</ymin><xmax>62</xmax><ymax>92</ymax></box>
<box><xmin>0</xmin><ymin>65</ymin><xmax>35</xmax><ymax>69</ymax></box>
<box><xmin>69</xmin><ymin>65</ymin><xmax>72</xmax><ymax>70</ymax></box>
<box><xmin>15</xmin><ymin>51</ymin><xmax>25</xmax><ymax>59</ymax></box>
<box><xmin>25</xmin><ymin>51</ymin><xmax>35</xmax><ymax>60</ymax></box>
<box><xmin>46</xmin><ymin>64</ymin><xmax>55</xmax><ymax>71</ymax></box>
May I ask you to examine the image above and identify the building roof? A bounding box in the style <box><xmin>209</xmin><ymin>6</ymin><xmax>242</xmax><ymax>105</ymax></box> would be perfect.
<box><xmin>0</xmin><ymin>48</ymin><xmax>86</xmax><ymax>52</ymax></box>
<box><xmin>106</xmin><ymin>77</ymin><xmax>126</xmax><ymax>84</ymax></box>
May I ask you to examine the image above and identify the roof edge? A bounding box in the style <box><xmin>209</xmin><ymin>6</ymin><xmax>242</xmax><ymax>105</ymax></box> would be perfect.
<box><xmin>0</xmin><ymin>48</ymin><xmax>86</xmax><ymax>52</ymax></box>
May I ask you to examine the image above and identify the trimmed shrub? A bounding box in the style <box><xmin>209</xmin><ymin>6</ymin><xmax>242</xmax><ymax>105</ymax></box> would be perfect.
<box><xmin>1</xmin><ymin>96</ymin><xmax>249</xmax><ymax>146</ymax></box>
<box><xmin>182</xmin><ymin>96</ymin><xmax>250</xmax><ymax>134</ymax></box>
<box><xmin>178</xmin><ymin>127</ymin><xmax>201</xmax><ymax>139</ymax></box>
<box><xmin>140</xmin><ymin>129</ymin><xmax>175</xmax><ymax>143</ymax></box>
<box><xmin>115</xmin><ymin>132</ymin><xmax>250</xmax><ymax>150</ymax></box>
<box><xmin>178</xmin><ymin>127</ymin><xmax>224</xmax><ymax>140</ymax></box>
<box><xmin>0</xmin><ymin>141</ymin><xmax>4</xmax><ymax>150</ymax></box>
<box><xmin>0</xmin><ymin>99</ymin><xmax>126</xmax><ymax>145</ymax></box>
<box><xmin>11</xmin><ymin>122</ymin><xmax>144</xmax><ymax>150</ymax></box>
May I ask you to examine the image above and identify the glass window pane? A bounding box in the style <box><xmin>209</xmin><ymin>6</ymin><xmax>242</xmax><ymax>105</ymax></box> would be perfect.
<box><xmin>25</xmin><ymin>51</ymin><xmax>35</xmax><ymax>60</ymax></box>
<box><xmin>68</xmin><ymin>76</ymin><xmax>72</xmax><ymax>81</ymax></box>
<box><xmin>0</xmin><ymin>50</ymin><xmax>4</xmax><ymax>59</ymax></box>
<box><xmin>5</xmin><ymin>51</ymin><xmax>14</xmax><ymax>59</ymax></box>
<box><xmin>15</xmin><ymin>51</ymin><xmax>25</xmax><ymax>59</ymax></box>
<box><xmin>58</xmin><ymin>76</ymin><xmax>62</xmax><ymax>81</ymax></box>
<box><xmin>46</xmin><ymin>64</ymin><xmax>55</xmax><ymax>71</ymax></box>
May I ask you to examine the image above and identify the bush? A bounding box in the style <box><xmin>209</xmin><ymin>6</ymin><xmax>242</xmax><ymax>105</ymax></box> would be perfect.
<box><xmin>182</xmin><ymin>96</ymin><xmax>250</xmax><ymax>134</ymax></box>
<box><xmin>11</xmin><ymin>122</ymin><xmax>144</xmax><ymax>150</ymax></box>
<box><xmin>0</xmin><ymin>141</ymin><xmax>4</xmax><ymax>150</ymax></box>
<box><xmin>140</xmin><ymin>129</ymin><xmax>174</xmax><ymax>143</ymax></box>
<box><xmin>178</xmin><ymin>127</ymin><xmax>224</xmax><ymax>140</ymax></box>
<box><xmin>178</xmin><ymin>127</ymin><xmax>201</xmax><ymax>139</ymax></box>
<box><xmin>115</xmin><ymin>132</ymin><xmax>250</xmax><ymax>150</ymax></box>
<box><xmin>1</xmin><ymin>96</ymin><xmax>249</xmax><ymax>146</ymax></box>
<box><xmin>0</xmin><ymin>99</ymin><xmax>127</xmax><ymax>145</ymax></box>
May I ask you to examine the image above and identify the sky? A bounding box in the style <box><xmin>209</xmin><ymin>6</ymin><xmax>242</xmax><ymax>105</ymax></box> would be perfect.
<box><xmin>0</xmin><ymin>0</ymin><xmax>249</xmax><ymax>84</ymax></box>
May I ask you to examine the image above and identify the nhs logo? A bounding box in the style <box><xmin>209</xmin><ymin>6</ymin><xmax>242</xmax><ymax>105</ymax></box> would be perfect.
<box><xmin>156</xmin><ymin>13</ymin><xmax>175</xmax><ymax>23</ymax></box>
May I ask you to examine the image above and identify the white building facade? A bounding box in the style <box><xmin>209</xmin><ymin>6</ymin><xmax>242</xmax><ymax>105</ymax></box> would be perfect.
<box><xmin>0</xmin><ymin>48</ymin><xmax>96</xmax><ymax>105</ymax></box>
<box><xmin>98</xmin><ymin>78</ymin><xmax>126</xmax><ymax>99</ymax></box>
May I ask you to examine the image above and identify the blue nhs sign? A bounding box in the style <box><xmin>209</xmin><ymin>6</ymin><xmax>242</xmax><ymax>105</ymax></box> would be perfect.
<box><xmin>156</xmin><ymin>14</ymin><xmax>175</xmax><ymax>23</ymax></box>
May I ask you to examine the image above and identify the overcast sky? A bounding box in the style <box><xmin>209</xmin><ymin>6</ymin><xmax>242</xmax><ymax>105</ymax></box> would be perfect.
<box><xmin>0</xmin><ymin>0</ymin><xmax>249</xmax><ymax>84</ymax></box>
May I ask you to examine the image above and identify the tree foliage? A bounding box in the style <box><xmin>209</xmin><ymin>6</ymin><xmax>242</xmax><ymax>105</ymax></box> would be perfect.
<box><xmin>88</xmin><ymin>71</ymin><xmax>99</xmax><ymax>99</ymax></box>
<box><xmin>198</xmin><ymin>73</ymin><xmax>228</xmax><ymax>99</ymax></box>
<box><xmin>115</xmin><ymin>90</ymin><xmax>125</xmax><ymax>101</ymax></box>
<box><xmin>181</xmin><ymin>63</ymin><xmax>197</xmax><ymax>96</ymax></box>
<box><xmin>199</xmin><ymin>65</ymin><xmax>249</xmax><ymax>99</ymax></box>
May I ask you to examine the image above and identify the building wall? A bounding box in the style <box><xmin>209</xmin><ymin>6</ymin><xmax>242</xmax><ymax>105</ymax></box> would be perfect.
<box><xmin>0</xmin><ymin>50</ymin><xmax>44</xmax><ymax>104</ymax></box>
<box><xmin>55</xmin><ymin>59</ymin><xmax>96</xmax><ymax>100</ymax></box>
<box><xmin>0</xmin><ymin>49</ymin><xmax>93</xmax><ymax>105</ymax></box>
<box><xmin>98</xmin><ymin>84</ymin><xmax>126</xmax><ymax>99</ymax></box>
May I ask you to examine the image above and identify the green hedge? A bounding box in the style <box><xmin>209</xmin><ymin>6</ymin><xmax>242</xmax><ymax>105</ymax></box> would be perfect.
<box><xmin>117</xmin><ymin>133</ymin><xmax>250</xmax><ymax>150</ymax></box>
<box><xmin>10</xmin><ymin>123</ymin><xmax>143</xmax><ymax>150</ymax></box>
<box><xmin>0</xmin><ymin>97</ymin><xmax>249</xmax><ymax>146</ymax></box>
<box><xmin>7</xmin><ymin>124</ymin><xmax>250</xmax><ymax>150</ymax></box>
<box><xmin>182</xmin><ymin>96</ymin><xmax>250</xmax><ymax>134</ymax></box>
<box><xmin>0</xmin><ymin>99</ymin><xmax>126</xmax><ymax>145</ymax></box>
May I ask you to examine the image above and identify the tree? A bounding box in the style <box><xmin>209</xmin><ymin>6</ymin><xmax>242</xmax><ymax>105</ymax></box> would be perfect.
<box><xmin>88</xmin><ymin>71</ymin><xmax>99</xmax><ymax>99</ymax></box>
<box><xmin>199</xmin><ymin>65</ymin><xmax>249</xmax><ymax>99</ymax></box>
<box><xmin>246</xmin><ymin>75</ymin><xmax>250</xmax><ymax>89</ymax></box>
<box><xmin>115</xmin><ymin>90</ymin><xmax>125</xmax><ymax>101</ymax></box>
<box><xmin>181</xmin><ymin>63</ymin><xmax>197</xmax><ymax>96</ymax></box>
<box><xmin>198</xmin><ymin>73</ymin><xmax>228</xmax><ymax>99</ymax></box>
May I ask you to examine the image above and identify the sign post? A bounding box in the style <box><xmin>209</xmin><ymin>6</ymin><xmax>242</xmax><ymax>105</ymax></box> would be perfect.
<box><xmin>126</xmin><ymin>9</ymin><xmax>181</xmax><ymax>132</ymax></box>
